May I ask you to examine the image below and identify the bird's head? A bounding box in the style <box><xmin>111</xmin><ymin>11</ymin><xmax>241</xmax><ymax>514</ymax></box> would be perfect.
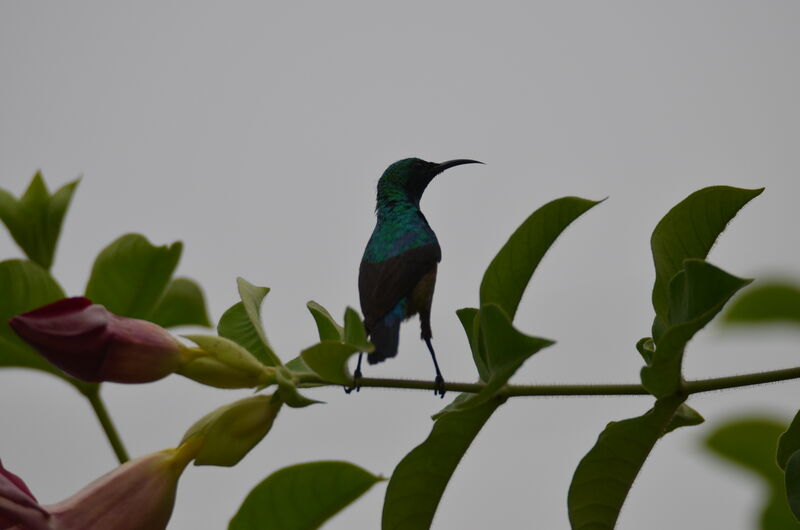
<box><xmin>377</xmin><ymin>157</ymin><xmax>482</xmax><ymax>206</ymax></box>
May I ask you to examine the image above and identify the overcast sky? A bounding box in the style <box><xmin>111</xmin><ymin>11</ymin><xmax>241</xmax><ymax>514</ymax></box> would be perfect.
<box><xmin>1</xmin><ymin>2</ymin><xmax>799</xmax><ymax>528</ymax></box>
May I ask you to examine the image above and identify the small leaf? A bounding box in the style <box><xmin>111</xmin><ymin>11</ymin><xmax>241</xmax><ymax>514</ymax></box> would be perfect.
<box><xmin>480</xmin><ymin>197</ymin><xmax>601</xmax><ymax>321</ymax></box>
<box><xmin>229</xmin><ymin>461</ymin><xmax>383</xmax><ymax>530</ymax></box>
<box><xmin>436</xmin><ymin>304</ymin><xmax>552</xmax><ymax>417</ymax></box>
<box><xmin>0</xmin><ymin>173</ymin><xmax>80</xmax><ymax>269</ymax></box>
<box><xmin>705</xmin><ymin>417</ymin><xmax>798</xmax><ymax>528</ymax></box>
<box><xmin>635</xmin><ymin>337</ymin><xmax>655</xmax><ymax>364</ymax></box>
<box><xmin>663</xmin><ymin>403</ymin><xmax>704</xmax><ymax>434</ymax></box>
<box><xmin>343</xmin><ymin>307</ymin><xmax>373</xmax><ymax>352</ymax></box>
<box><xmin>182</xmin><ymin>395</ymin><xmax>281</xmax><ymax>467</ymax></box>
<box><xmin>650</xmin><ymin>186</ymin><xmax>762</xmax><ymax>330</ymax></box>
<box><xmin>383</xmin><ymin>397</ymin><xmax>502</xmax><ymax>530</ymax></box>
<box><xmin>568</xmin><ymin>396</ymin><xmax>689</xmax><ymax>530</ymax></box>
<box><xmin>786</xmin><ymin>452</ymin><xmax>800</xmax><ymax>522</ymax></box>
<box><xmin>275</xmin><ymin>366</ymin><xmax>322</xmax><ymax>408</ymax></box>
<box><xmin>218</xmin><ymin>303</ymin><xmax>276</xmax><ymax>366</ymax></box>
<box><xmin>234</xmin><ymin>277</ymin><xmax>283</xmax><ymax>366</ymax></box>
<box><xmin>300</xmin><ymin>341</ymin><xmax>360</xmax><ymax>386</ymax></box>
<box><xmin>778</xmin><ymin>411</ymin><xmax>800</xmax><ymax>470</ymax></box>
<box><xmin>723</xmin><ymin>281</ymin><xmax>800</xmax><ymax>326</ymax></box>
<box><xmin>641</xmin><ymin>260</ymin><xmax>751</xmax><ymax>397</ymax></box>
<box><xmin>307</xmin><ymin>301</ymin><xmax>344</xmax><ymax>341</ymax></box>
<box><xmin>85</xmin><ymin>233</ymin><xmax>182</xmax><ymax>319</ymax></box>
<box><xmin>149</xmin><ymin>277</ymin><xmax>211</xmax><ymax>328</ymax></box>
<box><xmin>456</xmin><ymin>307</ymin><xmax>488</xmax><ymax>381</ymax></box>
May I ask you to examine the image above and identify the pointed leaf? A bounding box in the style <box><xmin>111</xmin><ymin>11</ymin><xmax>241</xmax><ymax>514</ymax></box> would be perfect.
<box><xmin>275</xmin><ymin>366</ymin><xmax>322</xmax><ymax>407</ymax></box>
<box><xmin>230</xmin><ymin>461</ymin><xmax>383</xmax><ymax>530</ymax></box>
<box><xmin>456</xmin><ymin>307</ymin><xmax>488</xmax><ymax>381</ymax></box>
<box><xmin>641</xmin><ymin>260</ymin><xmax>751</xmax><ymax>397</ymax></box>
<box><xmin>218</xmin><ymin>303</ymin><xmax>276</xmax><ymax>366</ymax></box>
<box><xmin>149</xmin><ymin>277</ymin><xmax>211</xmax><ymax>328</ymax></box>
<box><xmin>383</xmin><ymin>397</ymin><xmax>501</xmax><ymax>530</ymax></box>
<box><xmin>480</xmin><ymin>197</ymin><xmax>601</xmax><ymax>320</ymax></box>
<box><xmin>300</xmin><ymin>341</ymin><xmax>360</xmax><ymax>386</ymax></box>
<box><xmin>85</xmin><ymin>233</ymin><xmax>182</xmax><ymax>318</ymax></box>
<box><xmin>343</xmin><ymin>306</ymin><xmax>373</xmax><ymax>352</ymax></box>
<box><xmin>568</xmin><ymin>396</ymin><xmax>689</xmax><ymax>530</ymax></box>
<box><xmin>705</xmin><ymin>418</ymin><xmax>798</xmax><ymax>528</ymax></box>
<box><xmin>0</xmin><ymin>173</ymin><xmax>79</xmax><ymax>269</ymax></box>
<box><xmin>651</xmin><ymin>186</ymin><xmax>762</xmax><ymax>329</ymax></box>
<box><xmin>437</xmin><ymin>304</ymin><xmax>552</xmax><ymax>417</ymax></box>
<box><xmin>723</xmin><ymin>281</ymin><xmax>800</xmax><ymax>326</ymax></box>
<box><xmin>307</xmin><ymin>301</ymin><xmax>344</xmax><ymax>341</ymax></box>
<box><xmin>234</xmin><ymin>277</ymin><xmax>282</xmax><ymax>366</ymax></box>
<box><xmin>778</xmin><ymin>411</ymin><xmax>800</xmax><ymax>470</ymax></box>
<box><xmin>663</xmin><ymin>403</ymin><xmax>704</xmax><ymax>434</ymax></box>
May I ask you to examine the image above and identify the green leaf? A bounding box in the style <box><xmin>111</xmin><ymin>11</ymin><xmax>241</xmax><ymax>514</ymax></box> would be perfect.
<box><xmin>435</xmin><ymin>304</ymin><xmax>553</xmax><ymax>418</ymax></box>
<box><xmin>84</xmin><ymin>233</ymin><xmax>182</xmax><ymax>319</ymax></box>
<box><xmin>229</xmin><ymin>461</ymin><xmax>383</xmax><ymax>530</ymax></box>
<box><xmin>778</xmin><ymin>411</ymin><xmax>800</xmax><ymax>470</ymax></box>
<box><xmin>234</xmin><ymin>277</ymin><xmax>282</xmax><ymax>366</ymax></box>
<box><xmin>664</xmin><ymin>403</ymin><xmax>705</xmax><ymax>434</ymax></box>
<box><xmin>218</xmin><ymin>303</ymin><xmax>277</xmax><ymax>366</ymax></box>
<box><xmin>635</xmin><ymin>337</ymin><xmax>655</xmax><ymax>365</ymax></box>
<box><xmin>149</xmin><ymin>277</ymin><xmax>211</xmax><ymax>328</ymax></box>
<box><xmin>456</xmin><ymin>307</ymin><xmax>488</xmax><ymax>381</ymax></box>
<box><xmin>343</xmin><ymin>306</ymin><xmax>373</xmax><ymax>352</ymax></box>
<box><xmin>307</xmin><ymin>301</ymin><xmax>344</xmax><ymax>341</ymax></box>
<box><xmin>299</xmin><ymin>341</ymin><xmax>360</xmax><ymax>386</ymax></box>
<box><xmin>383</xmin><ymin>397</ymin><xmax>502</xmax><ymax>530</ymax></box>
<box><xmin>480</xmin><ymin>197</ymin><xmax>601</xmax><ymax>321</ymax></box>
<box><xmin>723</xmin><ymin>281</ymin><xmax>800</xmax><ymax>326</ymax></box>
<box><xmin>641</xmin><ymin>260</ymin><xmax>751</xmax><ymax>397</ymax></box>
<box><xmin>182</xmin><ymin>394</ymin><xmax>281</xmax><ymax>467</ymax></box>
<box><xmin>705</xmin><ymin>417</ymin><xmax>799</xmax><ymax>528</ymax></box>
<box><xmin>786</xmin><ymin>452</ymin><xmax>800</xmax><ymax>522</ymax></box>
<box><xmin>275</xmin><ymin>366</ymin><xmax>322</xmax><ymax>407</ymax></box>
<box><xmin>568</xmin><ymin>396</ymin><xmax>690</xmax><ymax>530</ymax></box>
<box><xmin>0</xmin><ymin>173</ymin><xmax>79</xmax><ymax>269</ymax></box>
<box><xmin>650</xmin><ymin>186</ymin><xmax>763</xmax><ymax>331</ymax></box>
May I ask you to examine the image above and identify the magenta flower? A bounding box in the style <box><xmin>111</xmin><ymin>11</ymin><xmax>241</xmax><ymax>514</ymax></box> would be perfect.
<box><xmin>0</xmin><ymin>444</ymin><xmax>197</xmax><ymax>530</ymax></box>
<box><xmin>9</xmin><ymin>297</ymin><xmax>189</xmax><ymax>383</ymax></box>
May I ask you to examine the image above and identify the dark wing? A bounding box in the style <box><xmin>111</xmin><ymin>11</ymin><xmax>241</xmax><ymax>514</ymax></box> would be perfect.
<box><xmin>359</xmin><ymin>243</ymin><xmax>441</xmax><ymax>331</ymax></box>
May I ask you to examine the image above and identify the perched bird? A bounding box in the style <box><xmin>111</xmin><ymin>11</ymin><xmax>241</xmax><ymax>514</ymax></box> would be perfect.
<box><xmin>354</xmin><ymin>157</ymin><xmax>482</xmax><ymax>397</ymax></box>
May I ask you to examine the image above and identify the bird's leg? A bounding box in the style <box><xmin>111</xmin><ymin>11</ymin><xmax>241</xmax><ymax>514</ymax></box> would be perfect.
<box><xmin>344</xmin><ymin>352</ymin><xmax>363</xmax><ymax>394</ymax></box>
<box><xmin>423</xmin><ymin>337</ymin><xmax>446</xmax><ymax>398</ymax></box>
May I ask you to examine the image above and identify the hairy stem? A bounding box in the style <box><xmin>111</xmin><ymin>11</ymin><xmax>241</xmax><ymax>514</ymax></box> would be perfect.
<box><xmin>83</xmin><ymin>386</ymin><xmax>130</xmax><ymax>463</ymax></box>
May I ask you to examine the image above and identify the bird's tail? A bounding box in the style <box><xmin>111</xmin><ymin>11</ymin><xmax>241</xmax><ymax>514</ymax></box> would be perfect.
<box><xmin>367</xmin><ymin>317</ymin><xmax>400</xmax><ymax>364</ymax></box>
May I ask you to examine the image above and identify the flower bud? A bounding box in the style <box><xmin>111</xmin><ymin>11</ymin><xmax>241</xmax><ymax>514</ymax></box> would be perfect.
<box><xmin>0</xmin><ymin>460</ymin><xmax>50</xmax><ymax>530</ymax></box>
<box><xmin>9</xmin><ymin>297</ymin><xmax>191</xmax><ymax>383</ymax></box>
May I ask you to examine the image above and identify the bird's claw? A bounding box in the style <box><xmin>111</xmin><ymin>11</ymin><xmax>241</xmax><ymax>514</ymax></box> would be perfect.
<box><xmin>344</xmin><ymin>368</ymin><xmax>363</xmax><ymax>394</ymax></box>
<box><xmin>434</xmin><ymin>375</ymin><xmax>446</xmax><ymax>398</ymax></box>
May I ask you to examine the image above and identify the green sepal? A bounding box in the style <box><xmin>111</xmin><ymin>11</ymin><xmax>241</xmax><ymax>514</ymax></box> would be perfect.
<box><xmin>179</xmin><ymin>334</ymin><xmax>274</xmax><ymax>389</ymax></box>
<box><xmin>85</xmin><ymin>233</ymin><xmax>181</xmax><ymax>319</ymax></box>
<box><xmin>149</xmin><ymin>277</ymin><xmax>211</xmax><ymax>328</ymax></box>
<box><xmin>567</xmin><ymin>395</ymin><xmax>692</xmax><ymax>530</ymax></box>
<box><xmin>640</xmin><ymin>259</ymin><xmax>751</xmax><ymax>397</ymax></box>
<box><xmin>0</xmin><ymin>172</ymin><xmax>79</xmax><ymax>270</ymax></box>
<box><xmin>275</xmin><ymin>366</ymin><xmax>322</xmax><ymax>408</ymax></box>
<box><xmin>229</xmin><ymin>461</ymin><xmax>383</xmax><ymax>530</ymax></box>
<box><xmin>650</xmin><ymin>185</ymin><xmax>762</xmax><ymax>333</ymax></box>
<box><xmin>182</xmin><ymin>394</ymin><xmax>281</xmax><ymax>467</ymax></box>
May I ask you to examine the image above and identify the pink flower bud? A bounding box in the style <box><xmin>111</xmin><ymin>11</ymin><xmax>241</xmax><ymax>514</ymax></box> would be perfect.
<box><xmin>9</xmin><ymin>297</ymin><xmax>188</xmax><ymax>383</ymax></box>
<box><xmin>0</xmin><ymin>461</ymin><xmax>51</xmax><ymax>530</ymax></box>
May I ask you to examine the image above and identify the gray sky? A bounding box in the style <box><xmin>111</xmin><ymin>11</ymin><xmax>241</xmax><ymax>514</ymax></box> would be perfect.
<box><xmin>1</xmin><ymin>2</ymin><xmax>799</xmax><ymax>528</ymax></box>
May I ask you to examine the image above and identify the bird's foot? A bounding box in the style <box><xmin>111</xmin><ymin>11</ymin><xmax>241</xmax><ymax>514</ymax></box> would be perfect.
<box><xmin>344</xmin><ymin>367</ymin><xmax>362</xmax><ymax>394</ymax></box>
<box><xmin>434</xmin><ymin>374</ymin><xmax>446</xmax><ymax>398</ymax></box>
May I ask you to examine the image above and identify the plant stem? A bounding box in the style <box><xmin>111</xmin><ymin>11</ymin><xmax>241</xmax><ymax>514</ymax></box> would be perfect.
<box><xmin>83</xmin><ymin>386</ymin><xmax>129</xmax><ymax>463</ymax></box>
<box><xmin>299</xmin><ymin>365</ymin><xmax>800</xmax><ymax>397</ymax></box>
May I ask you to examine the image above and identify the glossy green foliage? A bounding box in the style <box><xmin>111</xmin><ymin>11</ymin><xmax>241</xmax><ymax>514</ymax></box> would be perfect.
<box><xmin>382</xmin><ymin>398</ymin><xmax>501</xmax><ymax>530</ymax></box>
<box><xmin>724</xmin><ymin>281</ymin><xmax>800</xmax><ymax>326</ymax></box>
<box><xmin>435</xmin><ymin>304</ymin><xmax>552</xmax><ymax>418</ymax></box>
<box><xmin>650</xmin><ymin>186</ymin><xmax>762</xmax><ymax>334</ymax></box>
<box><xmin>641</xmin><ymin>260</ymin><xmax>751</xmax><ymax>397</ymax></box>
<box><xmin>0</xmin><ymin>172</ymin><xmax>79</xmax><ymax>270</ymax></box>
<box><xmin>568</xmin><ymin>396</ymin><xmax>693</xmax><ymax>530</ymax></box>
<box><xmin>149</xmin><ymin>277</ymin><xmax>211</xmax><ymax>328</ymax></box>
<box><xmin>182</xmin><ymin>395</ymin><xmax>281</xmax><ymax>467</ymax></box>
<box><xmin>218</xmin><ymin>278</ymin><xmax>281</xmax><ymax>367</ymax></box>
<box><xmin>85</xmin><ymin>233</ymin><xmax>182</xmax><ymax>319</ymax></box>
<box><xmin>229</xmin><ymin>461</ymin><xmax>383</xmax><ymax>530</ymax></box>
<box><xmin>480</xmin><ymin>196</ymin><xmax>600</xmax><ymax>320</ymax></box>
<box><xmin>705</xmin><ymin>418</ymin><xmax>799</xmax><ymax>528</ymax></box>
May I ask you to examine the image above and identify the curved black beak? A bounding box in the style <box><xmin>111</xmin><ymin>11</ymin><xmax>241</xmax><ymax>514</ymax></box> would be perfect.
<box><xmin>433</xmin><ymin>159</ymin><xmax>483</xmax><ymax>176</ymax></box>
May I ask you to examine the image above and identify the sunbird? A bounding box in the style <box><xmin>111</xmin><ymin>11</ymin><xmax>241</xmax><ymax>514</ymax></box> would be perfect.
<box><xmin>353</xmin><ymin>157</ymin><xmax>482</xmax><ymax>397</ymax></box>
